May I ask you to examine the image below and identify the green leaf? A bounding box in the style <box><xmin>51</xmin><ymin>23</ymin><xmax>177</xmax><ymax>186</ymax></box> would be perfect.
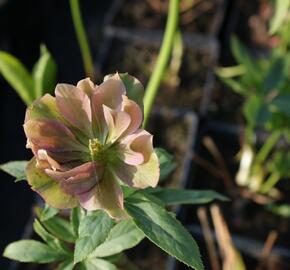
<box><xmin>155</xmin><ymin>148</ymin><xmax>176</xmax><ymax>181</ymax></box>
<box><xmin>32</xmin><ymin>44</ymin><xmax>57</xmax><ymax>98</ymax></box>
<box><xmin>243</xmin><ymin>95</ymin><xmax>262</xmax><ymax>127</ymax></box>
<box><xmin>56</xmin><ymin>259</ymin><xmax>74</xmax><ymax>270</ymax></box>
<box><xmin>3</xmin><ymin>240</ymin><xmax>64</xmax><ymax>263</ymax></box>
<box><xmin>230</xmin><ymin>36</ymin><xmax>260</xmax><ymax>85</ymax></box>
<box><xmin>262</xmin><ymin>55</ymin><xmax>287</xmax><ymax>94</ymax></box>
<box><xmin>119</xmin><ymin>72</ymin><xmax>144</xmax><ymax>110</ymax></box>
<box><xmin>0</xmin><ymin>51</ymin><xmax>34</xmax><ymax>105</ymax></box>
<box><xmin>70</xmin><ymin>206</ymin><xmax>85</xmax><ymax>238</ymax></box>
<box><xmin>270</xmin><ymin>0</ymin><xmax>290</xmax><ymax>34</ymax></box>
<box><xmin>90</xmin><ymin>220</ymin><xmax>144</xmax><ymax>258</ymax></box>
<box><xmin>74</xmin><ymin>211</ymin><xmax>114</xmax><ymax>264</ymax></box>
<box><xmin>147</xmin><ymin>188</ymin><xmax>228</xmax><ymax>205</ymax></box>
<box><xmin>217</xmin><ymin>76</ymin><xmax>247</xmax><ymax>96</ymax></box>
<box><xmin>125</xmin><ymin>196</ymin><xmax>204</xmax><ymax>270</ymax></box>
<box><xmin>271</xmin><ymin>94</ymin><xmax>290</xmax><ymax>117</ymax></box>
<box><xmin>267</xmin><ymin>203</ymin><xmax>290</xmax><ymax>218</ymax></box>
<box><xmin>70</xmin><ymin>206</ymin><xmax>85</xmax><ymax>237</ymax></box>
<box><xmin>82</xmin><ymin>258</ymin><xmax>118</xmax><ymax>270</ymax></box>
<box><xmin>215</xmin><ymin>65</ymin><xmax>246</xmax><ymax>78</ymax></box>
<box><xmin>40</xmin><ymin>204</ymin><xmax>59</xmax><ymax>221</ymax></box>
<box><xmin>36</xmin><ymin>208</ymin><xmax>76</xmax><ymax>243</ymax></box>
<box><xmin>0</xmin><ymin>160</ymin><xmax>28</xmax><ymax>182</ymax></box>
<box><xmin>33</xmin><ymin>219</ymin><xmax>70</xmax><ymax>255</ymax></box>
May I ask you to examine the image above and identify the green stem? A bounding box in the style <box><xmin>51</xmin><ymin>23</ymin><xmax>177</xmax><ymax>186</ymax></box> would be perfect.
<box><xmin>70</xmin><ymin>0</ymin><xmax>95</xmax><ymax>80</ymax></box>
<box><xmin>256</xmin><ymin>132</ymin><xmax>280</xmax><ymax>163</ymax></box>
<box><xmin>260</xmin><ymin>172</ymin><xmax>280</xmax><ymax>194</ymax></box>
<box><xmin>143</xmin><ymin>0</ymin><xmax>179</xmax><ymax>127</ymax></box>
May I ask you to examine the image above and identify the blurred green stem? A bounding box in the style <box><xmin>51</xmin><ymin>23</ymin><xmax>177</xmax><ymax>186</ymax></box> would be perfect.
<box><xmin>256</xmin><ymin>132</ymin><xmax>280</xmax><ymax>163</ymax></box>
<box><xmin>70</xmin><ymin>0</ymin><xmax>95</xmax><ymax>80</ymax></box>
<box><xmin>143</xmin><ymin>0</ymin><xmax>180</xmax><ymax>127</ymax></box>
<box><xmin>260</xmin><ymin>172</ymin><xmax>280</xmax><ymax>194</ymax></box>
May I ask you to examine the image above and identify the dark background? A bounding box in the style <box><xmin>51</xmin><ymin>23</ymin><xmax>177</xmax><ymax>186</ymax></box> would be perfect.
<box><xmin>0</xmin><ymin>0</ymin><xmax>112</xmax><ymax>268</ymax></box>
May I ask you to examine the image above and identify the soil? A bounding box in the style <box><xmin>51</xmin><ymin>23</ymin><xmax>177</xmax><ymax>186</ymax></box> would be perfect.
<box><xmin>208</xmin><ymin>80</ymin><xmax>244</xmax><ymax>123</ymax></box>
<box><xmin>101</xmin><ymin>38</ymin><xmax>213</xmax><ymax>113</ymax></box>
<box><xmin>111</xmin><ymin>0</ymin><xmax>224</xmax><ymax>36</ymax></box>
<box><xmin>127</xmin><ymin>239</ymin><xmax>168</xmax><ymax>270</ymax></box>
<box><xmin>148</xmin><ymin>109</ymin><xmax>195</xmax><ymax>189</ymax></box>
<box><xmin>180</xmin><ymin>124</ymin><xmax>290</xmax><ymax>269</ymax></box>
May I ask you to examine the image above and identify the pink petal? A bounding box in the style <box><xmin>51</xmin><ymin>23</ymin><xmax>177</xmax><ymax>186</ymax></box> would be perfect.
<box><xmin>55</xmin><ymin>83</ymin><xmax>93</xmax><ymax>137</ymax></box>
<box><xmin>45</xmin><ymin>162</ymin><xmax>100</xmax><ymax>195</ymax></box>
<box><xmin>77</xmin><ymin>78</ymin><xmax>97</xmax><ymax>97</ymax></box>
<box><xmin>121</xmin><ymin>96</ymin><xmax>143</xmax><ymax>136</ymax></box>
<box><xmin>95</xmin><ymin>73</ymin><xmax>126</xmax><ymax>110</ymax></box>
<box><xmin>114</xmin><ymin>130</ymin><xmax>159</xmax><ymax>188</ymax></box>
<box><xmin>91</xmin><ymin>74</ymin><xmax>126</xmax><ymax>139</ymax></box>
<box><xmin>103</xmin><ymin>105</ymin><xmax>131</xmax><ymax>143</ymax></box>
<box><xmin>114</xmin><ymin>149</ymin><xmax>159</xmax><ymax>189</ymax></box>
<box><xmin>36</xmin><ymin>149</ymin><xmax>63</xmax><ymax>171</ymax></box>
<box><xmin>78</xmin><ymin>170</ymin><xmax>127</xmax><ymax>220</ymax></box>
<box><xmin>121</xmin><ymin>130</ymin><xmax>153</xmax><ymax>163</ymax></box>
<box><xmin>24</xmin><ymin>119</ymin><xmax>86</xmax><ymax>153</ymax></box>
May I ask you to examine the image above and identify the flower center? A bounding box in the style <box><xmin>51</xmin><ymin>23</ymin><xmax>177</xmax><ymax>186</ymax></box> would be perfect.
<box><xmin>89</xmin><ymin>138</ymin><xmax>119</xmax><ymax>165</ymax></box>
<box><xmin>89</xmin><ymin>138</ymin><xmax>104</xmax><ymax>161</ymax></box>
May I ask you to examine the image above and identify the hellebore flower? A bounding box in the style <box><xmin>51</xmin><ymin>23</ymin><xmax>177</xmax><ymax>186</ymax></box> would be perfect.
<box><xmin>24</xmin><ymin>73</ymin><xmax>159</xmax><ymax>219</ymax></box>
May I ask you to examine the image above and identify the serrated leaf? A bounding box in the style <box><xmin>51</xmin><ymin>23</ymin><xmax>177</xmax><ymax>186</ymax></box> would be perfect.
<box><xmin>3</xmin><ymin>240</ymin><xmax>64</xmax><ymax>263</ymax></box>
<box><xmin>40</xmin><ymin>204</ymin><xmax>59</xmax><ymax>221</ymax></box>
<box><xmin>70</xmin><ymin>206</ymin><xmax>85</xmax><ymax>238</ymax></box>
<box><xmin>74</xmin><ymin>211</ymin><xmax>114</xmax><ymax>264</ymax></box>
<box><xmin>147</xmin><ymin>188</ymin><xmax>228</xmax><ymax>205</ymax></box>
<box><xmin>0</xmin><ymin>51</ymin><xmax>34</xmax><ymax>105</ymax></box>
<box><xmin>32</xmin><ymin>44</ymin><xmax>57</xmax><ymax>98</ymax></box>
<box><xmin>90</xmin><ymin>220</ymin><xmax>144</xmax><ymax>258</ymax></box>
<box><xmin>155</xmin><ymin>148</ymin><xmax>176</xmax><ymax>181</ymax></box>
<box><xmin>125</xmin><ymin>196</ymin><xmax>203</xmax><ymax>270</ymax></box>
<box><xmin>82</xmin><ymin>258</ymin><xmax>118</xmax><ymax>270</ymax></box>
<box><xmin>33</xmin><ymin>219</ymin><xmax>71</xmax><ymax>255</ymax></box>
<box><xmin>0</xmin><ymin>160</ymin><xmax>28</xmax><ymax>182</ymax></box>
<box><xmin>56</xmin><ymin>259</ymin><xmax>74</xmax><ymax>270</ymax></box>
<box><xmin>35</xmin><ymin>208</ymin><xmax>76</xmax><ymax>243</ymax></box>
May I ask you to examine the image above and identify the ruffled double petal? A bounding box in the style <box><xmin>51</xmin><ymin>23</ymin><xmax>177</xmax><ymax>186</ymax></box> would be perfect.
<box><xmin>24</xmin><ymin>73</ymin><xmax>159</xmax><ymax>220</ymax></box>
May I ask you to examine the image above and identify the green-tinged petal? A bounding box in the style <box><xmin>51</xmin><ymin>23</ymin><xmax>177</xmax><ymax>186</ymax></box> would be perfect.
<box><xmin>114</xmin><ymin>150</ymin><xmax>159</xmax><ymax>189</ymax></box>
<box><xmin>55</xmin><ymin>83</ymin><xmax>93</xmax><ymax>137</ymax></box>
<box><xmin>118</xmin><ymin>73</ymin><xmax>144</xmax><ymax>111</ymax></box>
<box><xmin>24</xmin><ymin>119</ymin><xmax>86</xmax><ymax>152</ymax></box>
<box><xmin>25</xmin><ymin>94</ymin><xmax>61</xmax><ymax>123</ymax></box>
<box><xmin>26</xmin><ymin>158</ymin><xmax>77</xmax><ymax>208</ymax></box>
<box><xmin>77</xmin><ymin>170</ymin><xmax>127</xmax><ymax>220</ymax></box>
<box><xmin>45</xmin><ymin>162</ymin><xmax>100</xmax><ymax>195</ymax></box>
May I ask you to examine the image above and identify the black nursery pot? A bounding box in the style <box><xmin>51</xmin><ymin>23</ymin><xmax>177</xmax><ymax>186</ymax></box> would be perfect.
<box><xmin>175</xmin><ymin>121</ymin><xmax>290</xmax><ymax>270</ymax></box>
<box><xmin>96</xmin><ymin>35</ymin><xmax>218</xmax><ymax>116</ymax></box>
<box><xmin>103</xmin><ymin>0</ymin><xmax>228</xmax><ymax>40</ymax></box>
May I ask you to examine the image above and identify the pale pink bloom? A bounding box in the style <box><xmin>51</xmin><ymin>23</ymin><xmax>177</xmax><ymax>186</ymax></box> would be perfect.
<box><xmin>24</xmin><ymin>73</ymin><xmax>159</xmax><ymax>219</ymax></box>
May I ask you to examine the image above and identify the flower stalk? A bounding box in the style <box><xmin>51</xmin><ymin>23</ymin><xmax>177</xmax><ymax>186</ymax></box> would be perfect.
<box><xmin>143</xmin><ymin>0</ymin><xmax>180</xmax><ymax>127</ymax></box>
<box><xmin>70</xmin><ymin>0</ymin><xmax>95</xmax><ymax>80</ymax></box>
